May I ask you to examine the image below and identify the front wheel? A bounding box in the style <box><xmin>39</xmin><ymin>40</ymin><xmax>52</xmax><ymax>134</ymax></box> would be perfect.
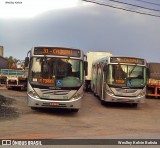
<box><xmin>131</xmin><ymin>103</ymin><xmax>138</xmax><ymax>107</ymax></box>
<box><xmin>101</xmin><ymin>100</ymin><xmax>106</xmax><ymax>106</ymax></box>
<box><xmin>71</xmin><ymin>109</ymin><xmax>79</xmax><ymax>112</ymax></box>
<box><xmin>31</xmin><ymin>107</ymin><xmax>38</xmax><ymax>110</ymax></box>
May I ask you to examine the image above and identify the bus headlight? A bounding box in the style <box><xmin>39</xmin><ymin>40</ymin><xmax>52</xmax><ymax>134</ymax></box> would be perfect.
<box><xmin>138</xmin><ymin>90</ymin><xmax>146</xmax><ymax>97</ymax></box>
<box><xmin>106</xmin><ymin>89</ymin><xmax>114</xmax><ymax>95</ymax></box>
<box><xmin>28</xmin><ymin>90</ymin><xmax>40</xmax><ymax>99</ymax></box>
<box><xmin>106</xmin><ymin>86</ymin><xmax>114</xmax><ymax>95</ymax></box>
<box><xmin>72</xmin><ymin>93</ymin><xmax>82</xmax><ymax>100</ymax></box>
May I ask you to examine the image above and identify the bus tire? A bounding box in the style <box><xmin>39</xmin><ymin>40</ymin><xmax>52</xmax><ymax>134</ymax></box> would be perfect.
<box><xmin>71</xmin><ymin>109</ymin><xmax>79</xmax><ymax>112</ymax></box>
<box><xmin>101</xmin><ymin>100</ymin><xmax>106</xmax><ymax>106</ymax></box>
<box><xmin>7</xmin><ymin>87</ymin><xmax>12</xmax><ymax>90</ymax></box>
<box><xmin>131</xmin><ymin>103</ymin><xmax>138</xmax><ymax>107</ymax></box>
<box><xmin>20</xmin><ymin>87</ymin><xmax>24</xmax><ymax>91</ymax></box>
<box><xmin>31</xmin><ymin>107</ymin><xmax>38</xmax><ymax>110</ymax></box>
<box><xmin>94</xmin><ymin>93</ymin><xmax>97</xmax><ymax>97</ymax></box>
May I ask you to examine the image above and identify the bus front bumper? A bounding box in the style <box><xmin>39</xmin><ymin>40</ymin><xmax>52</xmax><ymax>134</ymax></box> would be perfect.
<box><xmin>103</xmin><ymin>94</ymin><xmax>145</xmax><ymax>104</ymax></box>
<box><xmin>27</xmin><ymin>94</ymin><xmax>82</xmax><ymax>109</ymax></box>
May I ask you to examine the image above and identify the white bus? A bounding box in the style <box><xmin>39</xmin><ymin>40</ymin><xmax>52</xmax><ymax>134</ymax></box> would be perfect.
<box><xmin>91</xmin><ymin>56</ymin><xmax>147</xmax><ymax>106</ymax></box>
<box><xmin>25</xmin><ymin>46</ymin><xmax>87</xmax><ymax>112</ymax></box>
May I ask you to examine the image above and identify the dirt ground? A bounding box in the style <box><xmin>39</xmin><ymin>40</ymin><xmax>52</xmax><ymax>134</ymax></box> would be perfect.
<box><xmin>0</xmin><ymin>86</ymin><xmax>160</xmax><ymax>141</ymax></box>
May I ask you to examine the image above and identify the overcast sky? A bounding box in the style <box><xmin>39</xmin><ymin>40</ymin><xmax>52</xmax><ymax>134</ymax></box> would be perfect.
<box><xmin>0</xmin><ymin>0</ymin><xmax>160</xmax><ymax>62</ymax></box>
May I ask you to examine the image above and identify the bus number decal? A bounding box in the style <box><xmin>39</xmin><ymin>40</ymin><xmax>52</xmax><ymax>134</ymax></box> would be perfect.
<box><xmin>42</xmin><ymin>48</ymin><xmax>49</xmax><ymax>54</ymax></box>
<box><xmin>38</xmin><ymin>78</ymin><xmax>55</xmax><ymax>84</ymax></box>
<box><xmin>116</xmin><ymin>79</ymin><xmax>125</xmax><ymax>84</ymax></box>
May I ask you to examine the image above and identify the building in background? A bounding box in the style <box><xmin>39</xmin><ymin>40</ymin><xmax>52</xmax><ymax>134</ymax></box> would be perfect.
<box><xmin>0</xmin><ymin>46</ymin><xmax>8</xmax><ymax>69</ymax></box>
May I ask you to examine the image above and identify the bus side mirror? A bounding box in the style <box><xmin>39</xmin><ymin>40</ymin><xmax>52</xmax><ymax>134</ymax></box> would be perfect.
<box><xmin>103</xmin><ymin>65</ymin><xmax>107</xmax><ymax>72</ymax></box>
<box><xmin>84</xmin><ymin>61</ymin><xmax>88</xmax><ymax>76</ymax></box>
<box><xmin>24</xmin><ymin>57</ymin><xmax>29</xmax><ymax>67</ymax></box>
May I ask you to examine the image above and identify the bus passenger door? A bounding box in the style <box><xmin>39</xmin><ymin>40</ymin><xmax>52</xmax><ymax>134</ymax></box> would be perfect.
<box><xmin>101</xmin><ymin>65</ymin><xmax>107</xmax><ymax>100</ymax></box>
<box><xmin>91</xmin><ymin>64</ymin><xmax>98</xmax><ymax>94</ymax></box>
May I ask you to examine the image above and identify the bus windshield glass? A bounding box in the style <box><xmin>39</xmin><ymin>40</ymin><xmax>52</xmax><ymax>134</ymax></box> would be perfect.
<box><xmin>29</xmin><ymin>57</ymin><xmax>83</xmax><ymax>87</ymax></box>
<box><xmin>107</xmin><ymin>64</ymin><xmax>146</xmax><ymax>87</ymax></box>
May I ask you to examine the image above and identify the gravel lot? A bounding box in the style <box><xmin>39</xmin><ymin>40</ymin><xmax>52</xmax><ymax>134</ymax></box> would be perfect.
<box><xmin>0</xmin><ymin>86</ymin><xmax>160</xmax><ymax>146</ymax></box>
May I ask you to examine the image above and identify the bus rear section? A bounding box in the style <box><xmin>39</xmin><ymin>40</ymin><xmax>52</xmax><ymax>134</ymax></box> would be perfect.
<box><xmin>91</xmin><ymin>56</ymin><xmax>147</xmax><ymax>106</ymax></box>
<box><xmin>25</xmin><ymin>47</ymin><xmax>87</xmax><ymax>112</ymax></box>
<box><xmin>85</xmin><ymin>51</ymin><xmax>112</xmax><ymax>91</ymax></box>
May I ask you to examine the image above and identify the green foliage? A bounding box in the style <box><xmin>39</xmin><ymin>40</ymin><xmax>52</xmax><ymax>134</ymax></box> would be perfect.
<box><xmin>5</xmin><ymin>56</ymin><xmax>19</xmax><ymax>68</ymax></box>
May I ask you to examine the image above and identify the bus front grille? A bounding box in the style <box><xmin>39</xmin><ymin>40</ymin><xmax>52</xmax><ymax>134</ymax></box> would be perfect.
<box><xmin>41</xmin><ymin>89</ymin><xmax>70</xmax><ymax>95</ymax></box>
<box><xmin>115</xmin><ymin>88</ymin><xmax>137</xmax><ymax>93</ymax></box>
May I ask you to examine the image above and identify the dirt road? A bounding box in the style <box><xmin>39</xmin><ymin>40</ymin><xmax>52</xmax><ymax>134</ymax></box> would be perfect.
<box><xmin>0</xmin><ymin>86</ymin><xmax>160</xmax><ymax>140</ymax></box>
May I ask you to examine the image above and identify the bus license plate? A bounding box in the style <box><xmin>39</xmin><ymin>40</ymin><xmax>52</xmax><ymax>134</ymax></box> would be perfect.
<box><xmin>119</xmin><ymin>99</ymin><xmax>129</xmax><ymax>102</ymax></box>
<box><xmin>50</xmin><ymin>102</ymin><xmax>59</xmax><ymax>106</ymax></box>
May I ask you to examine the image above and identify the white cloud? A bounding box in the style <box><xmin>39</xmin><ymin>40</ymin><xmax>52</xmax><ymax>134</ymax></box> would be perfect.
<box><xmin>1</xmin><ymin>0</ymin><xmax>160</xmax><ymax>62</ymax></box>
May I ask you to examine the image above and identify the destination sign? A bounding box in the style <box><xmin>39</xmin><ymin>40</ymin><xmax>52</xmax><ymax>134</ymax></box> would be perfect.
<box><xmin>34</xmin><ymin>47</ymin><xmax>81</xmax><ymax>57</ymax></box>
<box><xmin>110</xmin><ymin>57</ymin><xmax>145</xmax><ymax>65</ymax></box>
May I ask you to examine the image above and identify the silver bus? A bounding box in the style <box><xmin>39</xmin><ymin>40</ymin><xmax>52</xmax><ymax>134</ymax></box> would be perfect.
<box><xmin>91</xmin><ymin>56</ymin><xmax>147</xmax><ymax>106</ymax></box>
<box><xmin>25</xmin><ymin>46</ymin><xmax>87</xmax><ymax>112</ymax></box>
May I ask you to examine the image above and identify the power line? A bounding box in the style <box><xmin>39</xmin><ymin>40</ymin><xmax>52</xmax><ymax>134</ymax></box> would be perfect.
<box><xmin>133</xmin><ymin>0</ymin><xmax>160</xmax><ymax>7</ymax></box>
<box><xmin>82</xmin><ymin>0</ymin><xmax>160</xmax><ymax>17</ymax></box>
<box><xmin>107</xmin><ymin>0</ymin><xmax>160</xmax><ymax>12</ymax></box>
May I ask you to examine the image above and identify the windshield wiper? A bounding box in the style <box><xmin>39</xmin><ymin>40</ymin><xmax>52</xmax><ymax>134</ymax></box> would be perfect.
<box><xmin>129</xmin><ymin>64</ymin><xmax>137</xmax><ymax>77</ymax></box>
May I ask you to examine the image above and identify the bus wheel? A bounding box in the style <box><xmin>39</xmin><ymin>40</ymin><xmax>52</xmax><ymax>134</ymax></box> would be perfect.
<box><xmin>101</xmin><ymin>100</ymin><xmax>106</xmax><ymax>106</ymax></box>
<box><xmin>7</xmin><ymin>87</ymin><xmax>12</xmax><ymax>90</ymax></box>
<box><xmin>31</xmin><ymin>107</ymin><xmax>38</xmax><ymax>110</ymax></box>
<box><xmin>20</xmin><ymin>87</ymin><xmax>24</xmax><ymax>91</ymax></box>
<box><xmin>94</xmin><ymin>92</ymin><xmax>98</xmax><ymax>97</ymax></box>
<box><xmin>131</xmin><ymin>103</ymin><xmax>138</xmax><ymax>107</ymax></box>
<box><xmin>71</xmin><ymin>109</ymin><xmax>79</xmax><ymax>112</ymax></box>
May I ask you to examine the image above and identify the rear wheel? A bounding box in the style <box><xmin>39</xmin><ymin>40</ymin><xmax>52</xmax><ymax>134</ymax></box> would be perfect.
<box><xmin>7</xmin><ymin>87</ymin><xmax>12</xmax><ymax>90</ymax></box>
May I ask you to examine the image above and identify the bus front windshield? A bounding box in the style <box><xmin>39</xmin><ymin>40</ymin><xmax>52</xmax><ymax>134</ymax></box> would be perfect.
<box><xmin>107</xmin><ymin>64</ymin><xmax>146</xmax><ymax>87</ymax></box>
<box><xmin>29</xmin><ymin>57</ymin><xmax>83</xmax><ymax>87</ymax></box>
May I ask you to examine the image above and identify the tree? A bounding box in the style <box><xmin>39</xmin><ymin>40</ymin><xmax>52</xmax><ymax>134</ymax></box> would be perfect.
<box><xmin>5</xmin><ymin>56</ymin><xmax>20</xmax><ymax>69</ymax></box>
